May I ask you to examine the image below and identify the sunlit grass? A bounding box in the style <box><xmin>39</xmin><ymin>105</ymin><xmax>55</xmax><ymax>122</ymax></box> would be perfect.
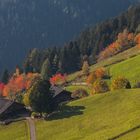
<box><xmin>110</xmin><ymin>54</ymin><xmax>140</xmax><ymax>86</ymax></box>
<box><xmin>36</xmin><ymin>89</ymin><xmax>140</xmax><ymax>140</ymax></box>
<box><xmin>0</xmin><ymin>121</ymin><xmax>29</xmax><ymax>140</ymax></box>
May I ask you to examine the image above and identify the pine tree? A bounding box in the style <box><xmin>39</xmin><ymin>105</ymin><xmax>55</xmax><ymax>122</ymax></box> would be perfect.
<box><xmin>29</xmin><ymin>79</ymin><xmax>52</xmax><ymax>113</ymax></box>
<box><xmin>52</xmin><ymin>55</ymin><xmax>59</xmax><ymax>75</ymax></box>
<box><xmin>41</xmin><ymin>59</ymin><xmax>51</xmax><ymax>80</ymax></box>
<box><xmin>1</xmin><ymin>69</ymin><xmax>10</xmax><ymax>84</ymax></box>
<box><xmin>58</xmin><ymin>46</ymin><xmax>67</xmax><ymax>73</ymax></box>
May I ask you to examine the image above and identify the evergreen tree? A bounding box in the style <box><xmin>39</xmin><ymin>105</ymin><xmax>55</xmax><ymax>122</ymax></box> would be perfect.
<box><xmin>58</xmin><ymin>46</ymin><xmax>67</xmax><ymax>73</ymax></box>
<box><xmin>41</xmin><ymin>58</ymin><xmax>51</xmax><ymax>80</ymax></box>
<box><xmin>1</xmin><ymin>69</ymin><xmax>10</xmax><ymax>84</ymax></box>
<box><xmin>52</xmin><ymin>54</ymin><xmax>59</xmax><ymax>75</ymax></box>
<box><xmin>29</xmin><ymin>79</ymin><xmax>52</xmax><ymax>113</ymax></box>
<box><xmin>136</xmin><ymin>24</ymin><xmax>140</xmax><ymax>33</ymax></box>
<box><xmin>24</xmin><ymin>62</ymin><xmax>33</xmax><ymax>74</ymax></box>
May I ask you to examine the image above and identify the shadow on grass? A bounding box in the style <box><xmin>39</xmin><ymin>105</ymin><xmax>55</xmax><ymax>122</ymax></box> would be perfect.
<box><xmin>47</xmin><ymin>105</ymin><xmax>85</xmax><ymax>121</ymax></box>
<box><xmin>108</xmin><ymin>124</ymin><xmax>140</xmax><ymax>140</ymax></box>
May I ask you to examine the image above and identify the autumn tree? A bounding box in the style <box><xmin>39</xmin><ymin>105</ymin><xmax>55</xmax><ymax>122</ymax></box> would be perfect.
<box><xmin>111</xmin><ymin>76</ymin><xmax>131</xmax><ymax>90</ymax></box>
<box><xmin>92</xmin><ymin>79</ymin><xmax>109</xmax><ymax>94</ymax></box>
<box><xmin>50</xmin><ymin>73</ymin><xmax>67</xmax><ymax>85</ymax></box>
<box><xmin>95</xmin><ymin>67</ymin><xmax>106</xmax><ymax>79</ymax></box>
<box><xmin>0</xmin><ymin>82</ymin><xmax>5</xmax><ymax>96</ymax></box>
<box><xmin>82</xmin><ymin>61</ymin><xmax>90</xmax><ymax>76</ymax></box>
<box><xmin>98</xmin><ymin>29</ymin><xmax>135</xmax><ymax>61</ymax></box>
<box><xmin>86</xmin><ymin>72</ymin><xmax>97</xmax><ymax>85</ymax></box>
<box><xmin>2</xmin><ymin>72</ymin><xmax>40</xmax><ymax>98</ymax></box>
<box><xmin>135</xmin><ymin>33</ymin><xmax>140</xmax><ymax>44</ymax></box>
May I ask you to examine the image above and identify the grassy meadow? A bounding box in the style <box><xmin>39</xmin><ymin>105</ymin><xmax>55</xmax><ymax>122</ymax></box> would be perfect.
<box><xmin>0</xmin><ymin>121</ymin><xmax>29</xmax><ymax>140</ymax></box>
<box><xmin>67</xmin><ymin>47</ymin><xmax>140</xmax><ymax>83</ymax></box>
<box><xmin>110</xmin><ymin>54</ymin><xmax>140</xmax><ymax>86</ymax></box>
<box><xmin>36</xmin><ymin>89</ymin><xmax>140</xmax><ymax>140</ymax></box>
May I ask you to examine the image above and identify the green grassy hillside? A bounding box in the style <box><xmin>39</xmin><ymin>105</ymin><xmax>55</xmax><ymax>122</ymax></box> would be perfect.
<box><xmin>1</xmin><ymin>47</ymin><xmax>140</xmax><ymax>140</ymax></box>
<box><xmin>110</xmin><ymin>54</ymin><xmax>140</xmax><ymax>86</ymax></box>
<box><xmin>36</xmin><ymin>89</ymin><xmax>140</xmax><ymax>140</ymax></box>
<box><xmin>66</xmin><ymin>47</ymin><xmax>140</xmax><ymax>94</ymax></box>
<box><xmin>0</xmin><ymin>121</ymin><xmax>29</xmax><ymax>140</ymax></box>
<box><xmin>67</xmin><ymin>47</ymin><xmax>140</xmax><ymax>83</ymax></box>
<box><xmin>65</xmin><ymin>85</ymin><xmax>91</xmax><ymax>94</ymax></box>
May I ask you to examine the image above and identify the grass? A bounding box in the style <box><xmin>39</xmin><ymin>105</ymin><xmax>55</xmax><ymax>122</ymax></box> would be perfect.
<box><xmin>65</xmin><ymin>85</ymin><xmax>91</xmax><ymax>94</ymax></box>
<box><xmin>67</xmin><ymin>47</ymin><xmax>140</xmax><ymax>83</ymax></box>
<box><xmin>36</xmin><ymin>89</ymin><xmax>140</xmax><ymax>140</ymax></box>
<box><xmin>1</xmin><ymin>47</ymin><xmax>140</xmax><ymax>140</ymax></box>
<box><xmin>110</xmin><ymin>54</ymin><xmax>140</xmax><ymax>86</ymax></box>
<box><xmin>0</xmin><ymin>121</ymin><xmax>29</xmax><ymax>140</ymax></box>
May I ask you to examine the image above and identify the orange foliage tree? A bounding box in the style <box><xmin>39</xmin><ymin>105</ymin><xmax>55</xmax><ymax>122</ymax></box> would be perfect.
<box><xmin>135</xmin><ymin>33</ymin><xmax>140</xmax><ymax>48</ymax></box>
<box><xmin>2</xmin><ymin>73</ymin><xmax>40</xmax><ymax>98</ymax></box>
<box><xmin>98</xmin><ymin>29</ymin><xmax>135</xmax><ymax>61</ymax></box>
<box><xmin>86</xmin><ymin>67</ymin><xmax>106</xmax><ymax>85</ymax></box>
<box><xmin>95</xmin><ymin>67</ymin><xmax>106</xmax><ymax>79</ymax></box>
<box><xmin>86</xmin><ymin>72</ymin><xmax>97</xmax><ymax>85</ymax></box>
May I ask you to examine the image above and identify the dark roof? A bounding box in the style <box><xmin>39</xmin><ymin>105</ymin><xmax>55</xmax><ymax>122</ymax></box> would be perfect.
<box><xmin>0</xmin><ymin>98</ymin><xmax>24</xmax><ymax>115</ymax></box>
<box><xmin>50</xmin><ymin>86</ymin><xmax>64</xmax><ymax>98</ymax></box>
<box><xmin>0</xmin><ymin>98</ymin><xmax>14</xmax><ymax>115</ymax></box>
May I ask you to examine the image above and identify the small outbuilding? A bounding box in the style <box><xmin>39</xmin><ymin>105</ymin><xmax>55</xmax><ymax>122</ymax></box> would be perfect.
<box><xmin>0</xmin><ymin>98</ymin><xmax>29</xmax><ymax>123</ymax></box>
<box><xmin>50</xmin><ymin>86</ymin><xmax>73</xmax><ymax>109</ymax></box>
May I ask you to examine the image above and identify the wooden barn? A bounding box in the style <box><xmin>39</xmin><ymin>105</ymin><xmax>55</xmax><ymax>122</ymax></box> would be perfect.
<box><xmin>0</xmin><ymin>98</ymin><xmax>29</xmax><ymax>122</ymax></box>
<box><xmin>50</xmin><ymin>86</ymin><xmax>73</xmax><ymax>109</ymax></box>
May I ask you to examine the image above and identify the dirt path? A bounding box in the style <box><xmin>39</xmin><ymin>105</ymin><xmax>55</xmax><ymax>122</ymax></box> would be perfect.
<box><xmin>26</xmin><ymin>117</ymin><xmax>36</xmax><ymax>140</ymax></box>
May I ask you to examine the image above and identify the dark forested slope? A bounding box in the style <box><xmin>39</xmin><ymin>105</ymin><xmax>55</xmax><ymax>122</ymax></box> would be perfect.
<box><xmin>0</xmin><ymin>0</ymin><xmax>138</xmax><ymax>71</ymax></box>
<box><xmin>24</xmin><ymin>5</ymin><xmax>140</xmax><ymax>74</ymax></box>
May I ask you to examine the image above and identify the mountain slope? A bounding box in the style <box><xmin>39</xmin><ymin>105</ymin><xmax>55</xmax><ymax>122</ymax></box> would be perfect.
<box><xmin>110</xmin><ymin>54</ymin><xmax>140</xmax><ymax>86</ymax></box>
<box><xmin>36</xmin><ymin>89</ymin><xmax>140</xmax><ymax>140</ymax></box>
<box><xmin>65</xmin><ymin>46</ymin><xmax>140</xmax><ymax>87</ymax></box>
<box><xmin>24</xmin><ymin>5</ymin><xmax>140</xmax><ymax>74</ymax></box>
<box><xmin>0</xmin><ymin>121</ymin><xmax>29</xmax><ymax>140</ymax></box>
<box><xmin>0</xmin><ymin>0</ymin><xmax>139</xmax><ymax>71</ymax></box>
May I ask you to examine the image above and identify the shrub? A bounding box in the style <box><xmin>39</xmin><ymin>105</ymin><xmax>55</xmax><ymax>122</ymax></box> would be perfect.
<box><xmin>92</xmin><ymin>80</ymin><xmax>109</xmax><ymax>94</ymax></box>
<box><xmin>31</xmin><ymin>112</ymin><xmax>41</xmax><ymax>118</ymax></box>
<box><xmin>42</xmin><ymin>112</ymin><xmax>48</xmax><ymax>119</ymax></box>
<box><xmin>71</xmin><ymin>89</ymin><xmax>88</xmax><ymax>99</ymax></box>
<box><xmin>133</xmin><ymin>82</ymin><xmax>140</xmax><ymax>88</ymax></box>
<box><xmin>111</xmin><ymin>76</ymin><xmax>131</xmax><ymax>90</ymax></box>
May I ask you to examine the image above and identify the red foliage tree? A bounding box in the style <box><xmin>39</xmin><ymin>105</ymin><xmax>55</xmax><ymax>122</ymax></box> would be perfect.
<box><xmin>0</xmin><ymin>82</ymin><xmax>5</xmax><ymax>96</ymax></box>
<box><xmin>50</xmin><ymin>73</ymin><xmax>67</xmax><ymax>85</ymax></box>
<box><xmin>2</xmin><ymin>73</ymin><xmax>40</xmax><ymax>97</ymax></box>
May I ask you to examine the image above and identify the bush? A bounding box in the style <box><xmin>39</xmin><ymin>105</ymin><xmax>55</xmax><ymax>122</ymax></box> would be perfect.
<box><xmin>71</xmin><ymin>89</ymin><xmax>88</xmax><ymax>99</ymax></box>
<box><xmin>42</xmin><ymin>112</ymin><xmax>48</xmax><ymax>119</ymax></box>
<box><xmin>31</xmin><ymin>112</ymin><xmax>41</xmax><ymax>118</ymax></box>
<box><xmin>133</xmin><ymin>82</ymin><xmax>140</xmax><ymax>88</ymax></box>
<box><xmin>92</xmin><ymin>80</ymin><xmax>109</xmax><ymax>94</ymax></box>
<box><xmin>111</xmin><ymin>77</ymin><xmax>131</xmax><ymax>90</ymax></box>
